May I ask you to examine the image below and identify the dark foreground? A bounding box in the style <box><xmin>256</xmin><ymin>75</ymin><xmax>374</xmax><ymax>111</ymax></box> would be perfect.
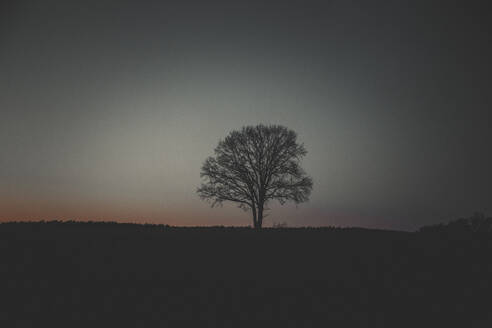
<box><xmin>1</xmin><ymin>222</ymin><xmax>491</xmax><ymax>327</ymax></box>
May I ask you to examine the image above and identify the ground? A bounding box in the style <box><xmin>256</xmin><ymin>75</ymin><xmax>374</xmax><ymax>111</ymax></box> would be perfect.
<box><xmin>1</xmin><ymin>222</ymin><xmax>491</xmax><ymax>327</ymax></box>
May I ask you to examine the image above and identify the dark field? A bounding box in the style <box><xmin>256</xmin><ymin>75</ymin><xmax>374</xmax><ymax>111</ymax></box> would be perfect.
<box><xmin>1</xmin><ymin>222</ymin><xmax>492</xmax><ymax>327</ymax></box>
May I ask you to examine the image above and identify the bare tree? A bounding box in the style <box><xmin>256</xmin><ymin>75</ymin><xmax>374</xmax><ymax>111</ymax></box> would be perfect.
<box><xmin>197</xmin><ymin>124</ymin><xmax>313</xmax><ymax>229</ymax></box>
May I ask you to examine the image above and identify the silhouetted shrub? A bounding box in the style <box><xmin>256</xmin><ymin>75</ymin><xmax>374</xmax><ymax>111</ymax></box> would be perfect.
<box><xmin>419</xmin><ymin>212</ymin><xmax>492</xmax><ymax>235</ymax></box>
<box><xmin>272</xmin><ymin>221</ymin><xmax>288</xmax><ymax>228</ymax></box>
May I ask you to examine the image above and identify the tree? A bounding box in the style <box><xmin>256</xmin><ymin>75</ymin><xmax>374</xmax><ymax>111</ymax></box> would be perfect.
<box><xmin>197</xmin><ymin>124</ymin><xmax>313</xmax><ymax>229</ymax></box>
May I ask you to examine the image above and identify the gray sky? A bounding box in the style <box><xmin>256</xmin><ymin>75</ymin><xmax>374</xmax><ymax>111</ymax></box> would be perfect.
<box><xmin>1</xmin><ymin>0</ymin><xmax>491</xmax><ymax>230</ymax></box>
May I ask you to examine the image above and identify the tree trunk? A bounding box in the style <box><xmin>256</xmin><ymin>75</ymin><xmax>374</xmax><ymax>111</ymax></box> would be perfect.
<box><xmin>251</xmin><ymin>202</ymin><xmax>264</xmax><ymax>230</ymax></box>
<box><xmin>252</xmin><ymin>204</ymin><xmax>258</xmax><ymax>229</ymax></box>
<box><xmin>257</xmin><ymin>203</ymin><xmax>264</xmax><ymax>229</ymax></box>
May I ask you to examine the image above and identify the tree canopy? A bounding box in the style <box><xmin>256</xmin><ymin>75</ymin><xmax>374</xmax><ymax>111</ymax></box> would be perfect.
<box><xmin>197</xmin><ymin>124</ymin><xmax>313</xmax><ymax>229</ymax></box>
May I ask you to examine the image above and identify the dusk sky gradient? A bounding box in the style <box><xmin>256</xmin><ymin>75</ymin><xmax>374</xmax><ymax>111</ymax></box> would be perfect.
<box><xmin>1</xmin><ymin>0</ymin><xmax>491</xmax><ymax>230</ymax></box>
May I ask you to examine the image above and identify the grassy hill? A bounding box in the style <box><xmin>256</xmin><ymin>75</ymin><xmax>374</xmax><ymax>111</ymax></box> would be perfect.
<box><xmin>1</xmin><ymin>221</ymin><xmax>491</xmax><ymax>327</ymax></box>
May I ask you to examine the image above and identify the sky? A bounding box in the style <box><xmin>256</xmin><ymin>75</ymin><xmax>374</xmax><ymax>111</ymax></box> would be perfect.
<box><xmin>1</xmin><ymin>0</ymin><xmax>491</xmax><ymax>230</ymax></box>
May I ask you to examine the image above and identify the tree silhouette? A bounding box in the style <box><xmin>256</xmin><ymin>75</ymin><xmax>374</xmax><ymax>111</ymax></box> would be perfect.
<box><xmin>197</xmin><ymin>124</ymin><xmax>313</xmax><ymax>229</ymax></box>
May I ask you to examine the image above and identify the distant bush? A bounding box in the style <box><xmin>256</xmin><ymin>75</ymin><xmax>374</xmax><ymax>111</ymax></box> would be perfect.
<box><xmin>272</xmin><ymin>222</ymin><xmax>288</xmax><ymax>228</ymax></box>
<box><xmin>419</xmin><ymin>212</ymin><xmax>492</xmax><ymax>234</ymax></box>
